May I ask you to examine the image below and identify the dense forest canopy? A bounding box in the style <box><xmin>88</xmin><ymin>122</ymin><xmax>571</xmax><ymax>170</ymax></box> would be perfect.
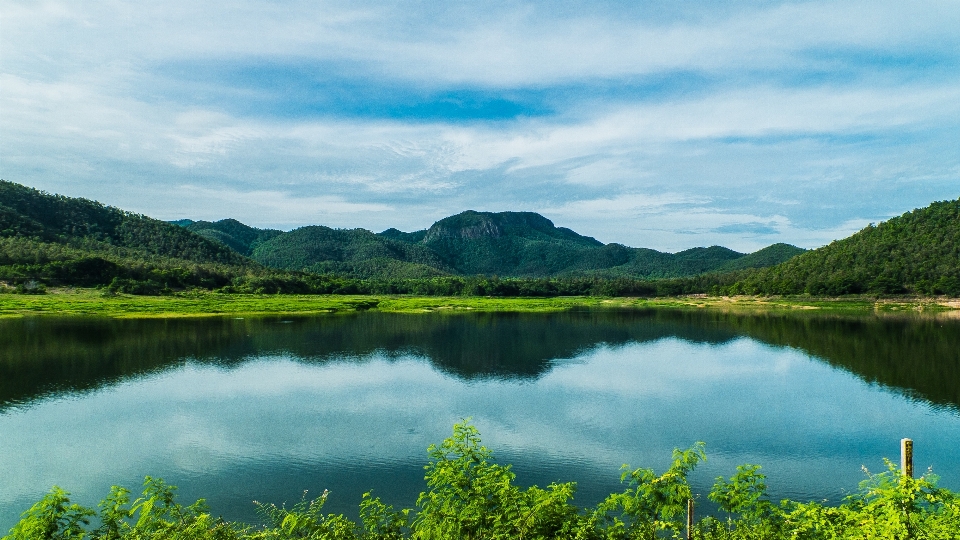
<box><xmin>0</xmin><ymin>181</ymin><xmax>246</xmax><ymax>265</ymax></box>
<box><xmin>707</xmin><ymin>198</ymin><xmax>960</xmax><ymax>296</ymax></box>
<box><xmin>0</xmin><ymin>180</ymin><xmax>264</xmax><ymax>293</ymax></box>
<box><xmin>181</xmin><ymin>218</ymin><xmax>283</xmax><ymax>256</ymax></box>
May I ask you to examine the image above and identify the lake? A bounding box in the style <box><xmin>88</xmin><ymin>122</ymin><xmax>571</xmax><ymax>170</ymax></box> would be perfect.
<box><xmin>2</xmin><ymin>308</ymin><xmax>959</xmax><ymax>529</ymax></box>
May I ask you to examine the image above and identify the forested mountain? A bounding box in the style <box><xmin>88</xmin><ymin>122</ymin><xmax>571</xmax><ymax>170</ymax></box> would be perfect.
<box><xmin>3</xmin><ymin>179</ymin><xmax>958</xmax><ymax>297</ymax></box>
<box><xmin>715</xmin><ymin>243</ymin><xmax>808</xmax><ymax>272</ymax></box>
<box><xmin>1</xmin><ymin>180</ymin><xmax>812</xmax><ymax>294</ymax></box>
<box><xmin>715</xmin><ymin>198</ymin><xmax>960</xmax><ymax>296</ymax></box>
<box><xmin>575</xmin><ymin>245</ymin><xmax>745</xmax><ymax>279</ymax></box>
<box><xmin>179</xmin><ymin>219</ymin><xmax>283</xmax><ymax>256</ymax></box>
<box><xmin>225</xmin><ymin>210</ymin><xmax>803</xmax><ymax>279</ymax></box>
<box><xmin>0</xmin><ymin>181</ymin><xmax>247</xmax><ymax>265</ymax></box>
<box><xmin>0</xmin><ymin>180</ymin><xmax>259</xmax><ymax>293</ymax></box>
<box><xmin>396</xmin><ymin>212</ymin><xmax>804</xmax><ymax>277</ymax></box>
<box><xmin>251</xmin><ymin>225</ymin><xmax>451</xmax><ymax>279</ymax></box>
<box><xmin>411</xmin><ymin>210</ymin><xmax>603</xmax><ymax>276</ymax></box>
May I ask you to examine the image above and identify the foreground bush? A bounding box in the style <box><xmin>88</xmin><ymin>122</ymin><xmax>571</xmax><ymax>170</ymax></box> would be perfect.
<box><xmin>6</xmin><ymin>422</ymin><xmax>959</xmax><ymax>539</ymax></box>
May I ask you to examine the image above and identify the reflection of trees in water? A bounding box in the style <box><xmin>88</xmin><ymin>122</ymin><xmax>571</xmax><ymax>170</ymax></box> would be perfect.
<box><xmin>2</xmin><ymin>310</ymin><xmax>958</xmax><ymax>411</ymax></box>
<box><xmin>717</xmin><ymin>312</ymin><xmax>960</xmax><ymax>410</ymax></box>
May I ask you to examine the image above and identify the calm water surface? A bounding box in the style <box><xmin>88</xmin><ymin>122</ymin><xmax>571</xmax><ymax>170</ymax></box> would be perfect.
<box><xmin>1</xmin><ymin>309</ymin><xmax>959</xmax><ymax>529</ymax></box>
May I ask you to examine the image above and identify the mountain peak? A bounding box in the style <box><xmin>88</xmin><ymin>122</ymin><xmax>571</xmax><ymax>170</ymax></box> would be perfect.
<box><xmin>425</xmin><ymin>211</ymin><xmax>507</xmax><ymax>241</ymax></box>
<box><xmin>422</xmin><ymin>210</ymin><xmax>603</xmax><ymax>246</ymax></box>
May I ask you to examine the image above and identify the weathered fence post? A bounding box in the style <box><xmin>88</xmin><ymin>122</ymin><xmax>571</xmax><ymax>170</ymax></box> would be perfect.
<box><xmin>686</xmin><ymin>498</ymin><xmax>694</xmax><ymax>540</ymax></box>
<box><xmin>901</xmin><ymin>438</ymin><xmax>913</xmax><ymax>478</ymax></box>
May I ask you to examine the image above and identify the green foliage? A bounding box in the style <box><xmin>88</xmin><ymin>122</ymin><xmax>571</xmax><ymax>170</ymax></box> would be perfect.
<box><xmin>0</xmin><ymin>181</ymin><xmax>247</xmax><ymax>266</ymax></box>
<box><xmin>593</xmin><ymin>442</ymin><xmax>705</xmax><ymax>539</ymax></box>
<box><xmin>358</xmin><ymin>493</ymin><xmax>408</xmax><ymax>540</ymax></box>
<box><xmin>5</xmin><ymin>424</ymin><xmax>960</xmax><ymax>540</ymax></box>
<box><xmin>5</xmin><ymin>478</ymin><xmax>233</xmax><ymax>540</ymax></box>
<box><xmin>412</xmin><ymin>420</ymin><xmax>581</xmax><ymax>539</ymax></box>
<box><xmin>714</xmin><ymin>244</ymin><xmax>807</xmax><ymax>273</ymax></box>
<box><xmin>13</xmin><ymin>280</ymin><xmax>46</xmax><ymax>294</ymax></box>
<box><xmin>6</xmin><ymin>486</ymin><xmax>94</xmax><ymax>540</ymax></box>
<box><xmin>0</xmin><ymin>236</ymin><xmax>247</xmax><ymax>292</ymax></box>
<box><xmin>709</xmin><ymin>465</ymin><xmax>773</xmax><ymax>523</ymax></box>
<box><xmin>699</xmin><ymin>460</ymin><xmax>960</xmax><ymax>539</ymax></box>
<box><xmin>0</xmin><ymin>181</ymin><xmax>262</xmax><ymax>293</ymax></box>
<box><xmin>712</xmin><ymin>199</ymin><xmax>960</xmax><ymax>297</ymax></box>
<box><xmin>251</xmin><ymin>226</ymin><xmax>450</xmax><ymax>277</ymax></box>
<box><xmin>253</xmin><ymin>490</ymin><xmax>358</xmax><ymax>539</ymax></box>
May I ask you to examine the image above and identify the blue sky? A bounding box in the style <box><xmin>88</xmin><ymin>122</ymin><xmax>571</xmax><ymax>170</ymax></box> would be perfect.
<box><xmin>2</xmin><ymin>1</ymin><xmax>959</xmax><ymax>252</ymax></box>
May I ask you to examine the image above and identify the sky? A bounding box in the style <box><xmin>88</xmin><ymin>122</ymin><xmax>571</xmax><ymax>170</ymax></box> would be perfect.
<box><xmin>2</xmin><ymin>0</ymin><xmax>959</xmax><ymax>252</ymax></box>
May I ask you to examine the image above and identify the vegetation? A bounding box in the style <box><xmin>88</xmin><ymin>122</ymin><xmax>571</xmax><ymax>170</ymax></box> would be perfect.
<box><xmin>236</xmin><ymin>210</ymin><xmax>803</xmax><ymax>279</ymax></box>
<box><xmin>0</xmin><ymin>181</ymin><xmax>246</xmax><ymax>266</ymax></box>
<box><xmin>0</xmin><ymin>181</ymin><xmax>263</xmax><ymax>293</ymax></box>
<box><xmin>4</xmin><ymin>180</ymin><xmax>959</xmax><ymax>298</ymax></box>
<box><xmin>0</xmin><ymin>181</ymin><xmax>804</xmax><ymax>292</ymax></box>
<box><xmin>713</xmin><ymin>243</ymin><xmax>806</xmax><ymax>272</ymax></box>
<box><xmin>251</xmin><ymin>226</ymin><xmax>450</xmax><ymax>278</ymax></box>
<box><xmin>0</xmin><ymin>235</ymin><xmax>250</xmax><ymax>293</ymax></box>
<box><xmin>179</xmin><ymin>219</ymin><xmax>282</xmax><ymax>257</ymax></box>
<box><xmin>5</xmin><ymin>288</ymin><xmax>953</xmax><ymax>320</ymax></box>
<box><xmin>706</xmin><ymin>199</ymin><xmax>960</xmax><ymax>297</ymax></box>
<box><xmin>6</xmin><ymin>422</ymin><xmax>959</xmax><ymax>539</ymax></box>
<box><xmin>180</xmin><ymin>212</ymin><xmax>806</xmax><ymax>280</ymax></box>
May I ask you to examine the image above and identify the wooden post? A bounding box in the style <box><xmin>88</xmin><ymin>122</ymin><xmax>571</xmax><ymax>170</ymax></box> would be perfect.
<box><xmin>686</xmin><ymin>498</ymin><xmax>694</xmax><ymax>540</ymax></box>
<box><xmin>901</xmin><ymin>438</ymin><xmax>913</xmax><ymax>478</ymax></box>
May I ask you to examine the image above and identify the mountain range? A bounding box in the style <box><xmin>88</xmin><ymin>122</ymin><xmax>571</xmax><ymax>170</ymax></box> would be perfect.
<box><xmin>176</xmin><ymin>210</ymin><xmax>805</xmax><ymax>279</ymax></box>
<box><xmin>2</xmin><ymin>179</ymin><xmax>957</xmax><ymax>297</ymax></box>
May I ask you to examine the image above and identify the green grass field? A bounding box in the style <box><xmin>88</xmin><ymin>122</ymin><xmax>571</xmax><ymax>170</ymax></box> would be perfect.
<box><xmin>0</xmin><ymin>288</ymin><xmax>956</xmax><ymax>318</ymax></box>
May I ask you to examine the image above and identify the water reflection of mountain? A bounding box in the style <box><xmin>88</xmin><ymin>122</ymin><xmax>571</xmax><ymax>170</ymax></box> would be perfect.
<box><xmin>2</xmin><ymin>309</ymin><xmax>958</xmax><ymax>411</ymax></box>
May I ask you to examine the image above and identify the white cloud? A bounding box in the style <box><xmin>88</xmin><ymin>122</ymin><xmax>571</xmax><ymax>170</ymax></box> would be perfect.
<box><xmin>2</xmin><ymin>0</ymin><xmax>959</xmax><ymax>249</ymax></box>
<box><xmin>539</xmin><ymin>201</ymin><xmax>874</xmax><ymax>252</ymax></box>
<box><xmin>6</xmin><ymin>1</ymin><xmax>960</xmax><ymax>86</ymax></box>
<box><xmin>165</xmin><ymin>185</ymin><xmax>394</xmax><ymax>226</ymax></box>
<box><xmin>543</xmin><ymin>193</ymin><xmax>709</xmax><ymax>218</ymax></box>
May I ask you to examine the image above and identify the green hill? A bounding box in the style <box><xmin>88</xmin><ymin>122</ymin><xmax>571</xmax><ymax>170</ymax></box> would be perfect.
<box><xmin>724</xmin><ymin>199</ymin><xmax>960</xmax><ymax>296</ymax></box>
<box><xmin>716</xmin><ymin>243</ymin><xmax>807</xmax><ymax>272</ymax></box>
<box><xmin>576</xmin><ymin>245</ymin><xmax>747</xmax><ymax>279</ymax></box>
<box><xmin>0</xmin><ymin>180</ymin><xmax>257</xmax><ymax>292</ymax></box>
<box><xmin>414</xmin><ymin>211</ymin><xmax>603</xmax><ymax>276</ymax></box>
<box><xmin>181</xmin><ymin>219</ymin><xmax>283</xmax><ymax>256</ymax></box>
<box><xmin>250</xmin><ymin>225</ymin><xmax>451</xmax><ymax>278</ymax></box>
<box><xmin>378</xmin><ymin>227</ymin><xmax>428</xmax><ymax>243</ymax></box>
<box><xmin>0</xmin><ymin>181</ymin><xmax>247</xmax><ymax>265</ymax></box>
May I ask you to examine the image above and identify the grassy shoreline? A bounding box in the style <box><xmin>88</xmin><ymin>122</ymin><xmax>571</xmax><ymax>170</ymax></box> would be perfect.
<box><xmin>0</xmin><ymin>288</ymin><xmax>958</xmax><ymax>319</ymax></box>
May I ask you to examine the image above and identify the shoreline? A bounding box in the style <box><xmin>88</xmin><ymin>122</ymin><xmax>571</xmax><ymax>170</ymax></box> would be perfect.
<box><xmin>1</xmin><ymin>288</ymin><xmax>958</xmax><ymax>319</ymax></box>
